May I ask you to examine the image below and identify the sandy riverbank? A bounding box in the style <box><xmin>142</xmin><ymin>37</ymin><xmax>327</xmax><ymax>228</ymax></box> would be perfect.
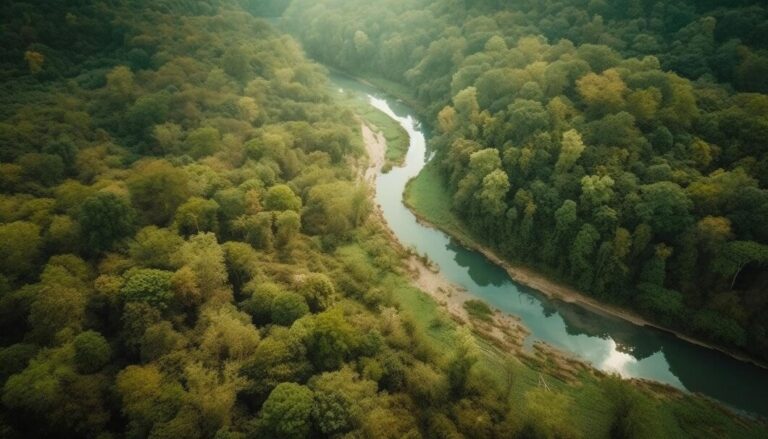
<box><xmin>361</xmin><ymin>122</ymin><xmax>385</xmax><ymax>183</ymax></box>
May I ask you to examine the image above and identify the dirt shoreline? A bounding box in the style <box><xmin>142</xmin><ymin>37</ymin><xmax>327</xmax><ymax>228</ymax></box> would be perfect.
<box><xmin>402</xmin><ymin>181</ymin><xmax>768</xmax><ymax>371</ymax></box>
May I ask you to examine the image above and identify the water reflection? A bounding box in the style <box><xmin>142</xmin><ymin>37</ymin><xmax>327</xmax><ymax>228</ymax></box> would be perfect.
<box><xmin>447</xmin><ymin>240</ymin><xmax>507</xmax><ymax>287</ymax></box>
<box><xmin>329</xmin><ymin>72</ymin><xmax>768</xmax><ymax>417</ymax></box>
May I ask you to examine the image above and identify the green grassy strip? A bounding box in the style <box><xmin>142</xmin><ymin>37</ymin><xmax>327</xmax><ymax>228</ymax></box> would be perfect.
<box><xmin>342</xmin><ymin>95</ymin><xmax>409</xmax><ymax>169</ymax></box>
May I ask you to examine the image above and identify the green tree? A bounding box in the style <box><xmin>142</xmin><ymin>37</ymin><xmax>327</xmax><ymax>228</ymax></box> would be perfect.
<box><xmin>73</xmin><ymin>330</ymin><xmax>111</xmax><ymax>374</ymax></box>
<box><xmin>555</xmin><ymin>129</ymin><xmax>586</xmax><ymax>174</ymax></box>
<box><xmin>570</xmin><ymin>224</ymin><xmax>601</xmax><ymax>289</ymax></box>
<box><xmin>174</xmin><ymin>197</ymin><xmax>220</xmax><ymax>236</ymax></box>
<box><xmin>271</xmin><ymin>292</ymin><xmax>310</xmax><ymax>326</ymax></box>
<box><xmin>129</xmin><ymin>226</ymin><xmax>184</xmax><ymax>270</ymax></box>
<box><xmin>240</xmin><ymin>327</ymin><xmax>311</xmax><ymax>399</ymax></box>
<box><xmin>128</xmin><ymin>160</ymin><xmax>190</xmax><ymax>225</ymax></box>
<box><xmin>476</xmin><ymin>169</ymin><xmax>510</xmax><ymax>216</ymax></box>
<box><xmin>304</xmin><ymin>307</ymin><xmax>358</xmax><ymax>371</ymax></box>
<box><xmin>258</xmin><ymin>382</ymin><xmax>314</xmax><ymax>439</ymax></box>
<box><xmin>184</xmin><ymin>127</ymin><xmax>222</xmax><ymax>159</ymax></box>
<box><xmin>713</xmin><ymin>241</ymin><xmax>768</xmax><ymax>289</ymax></box>
<box><xmin>635</xmin><ymin>182</ymin><xmax>693</xmax><ymax>237</ymax></box>
<box><xmin>0</xmin><ymin>221</ymin><xmax>41</xmax><ymax>279</ymax></box>
<box><xmin>275</xmin><ymin>210</ymin><xmax>301</xmax><ymax>247</ymax></box>
<box><xmin>298</xmin><ymin>273</ymin><xmax>335</xmax><ymax>312</ymax></box>
<box><xmin>121</xmin><ymin>269</ymin><xmax>174</xmax><ymax>309</ymax></box>
<box><xmin>78</xmin><ymin>192</ymin><xmax>135</xmax><ymax>252</ymax></box>
<box><xmin>264</xmin><ymin>184</ymin><xmax>302</xmax><ymax>212</ymax></box>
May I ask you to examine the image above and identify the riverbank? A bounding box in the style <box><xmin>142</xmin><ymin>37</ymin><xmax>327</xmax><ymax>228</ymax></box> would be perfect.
<box><xmin>403</xmin><ymin>161</ymin><xmax>768</xmax><ymax>371</ymax></box>
<box><xmin>361</xmin><ymin>120</ymin><xmax>531</xmax><ymax>352</ymax></box>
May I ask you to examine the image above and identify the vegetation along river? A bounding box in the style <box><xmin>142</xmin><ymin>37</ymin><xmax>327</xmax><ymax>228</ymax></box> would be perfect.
<box><xmin>329</xmin><ymin>72</ymin><xmax>768</xmax><ymax>417</ymax></box>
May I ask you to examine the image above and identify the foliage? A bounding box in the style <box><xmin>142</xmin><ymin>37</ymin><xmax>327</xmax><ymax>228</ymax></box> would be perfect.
<box><xmin>0</xmin><ymin>1</ymin><xmax>765</xmax><ymax>438</ymax></box>
<box><xmin>121</xmin><ymin>269</ymin><xmax>174</xmax><ymax>309</ymax></box>
<box><xmin>463</xmin><ymin>299</ymin><xmax>493</xmax><ymax>322</ymax></box>
<box><xmin>73</xmin><ymin>331</ymin><xmax>111</xmax><ymax>374</ymax></box>
<box><xmin>286</xmin><ymin>0</ymin><xmax>768</xmax><ymax>360</ymax></box>
<box><xmin>257</xmin><ymin>382</ymin><xmax>314</xmax><ymax>439</ymax></box>
<box><xmin>78</xmin><ymin>192</ymin><xmax>135</xmax><ymax>252</ymax></box>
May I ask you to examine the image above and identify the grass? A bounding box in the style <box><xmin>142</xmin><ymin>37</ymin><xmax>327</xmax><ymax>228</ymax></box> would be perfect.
<box><xmin>463</xmin><ymin>299</ymin><xmax>494</xmax><ymax>322</ymax></box>
<box><xmin>341</xmin><ymin>93</ymin><xmax>409</xmax><ymax>169</ymax></box>
<box><xmin>404</xmin><ymin>160</ymin><xmax>471</xmax><ymax>241</ymax></box>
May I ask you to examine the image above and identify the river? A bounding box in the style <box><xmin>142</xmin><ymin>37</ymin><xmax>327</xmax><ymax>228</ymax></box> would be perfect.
<box><xmin>329</xmin><ymin>72</ymin><xmax>768</xmax><ymax>417</ymax></box>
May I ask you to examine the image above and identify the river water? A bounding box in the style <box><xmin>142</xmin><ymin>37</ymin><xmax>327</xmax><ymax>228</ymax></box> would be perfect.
<box><xmin>329</xmin><ymin>72</ymin><xmax>768</xmax><ymax>417</ymax></box>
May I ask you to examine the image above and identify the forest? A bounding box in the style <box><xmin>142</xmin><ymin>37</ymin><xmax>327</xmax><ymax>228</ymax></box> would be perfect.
<box><xmin>0</xmin><ymin>0</ymin><xmax>767</xmax><ymax>438</ymax></box>
<box><xmin>285</xmin><ymin>0</ymin><xmax>768</xmax><ymax>361</ymax></box>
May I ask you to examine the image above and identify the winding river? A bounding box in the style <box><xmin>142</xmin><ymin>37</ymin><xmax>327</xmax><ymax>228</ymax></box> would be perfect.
<box><xmin>330</xmin><ymin>72</ymin><xmax>768</xmax><ymax>417</ymax></box>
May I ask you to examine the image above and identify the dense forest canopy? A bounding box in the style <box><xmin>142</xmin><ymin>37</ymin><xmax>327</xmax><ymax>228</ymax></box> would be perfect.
<box><xmin>285</xmin><ymin>0</ymin><xmax>768</xmax><ymax>360</ymax></box>
<box><xmin>0</xmin><ymin>0</ymin><xmax>767</xmax><ymax>438</ymax></box>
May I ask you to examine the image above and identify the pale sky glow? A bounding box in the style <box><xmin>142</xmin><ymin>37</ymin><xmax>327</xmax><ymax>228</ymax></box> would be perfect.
<box><xmin>600</xmin><ymin>339</ymin><xmax>638</xmax><ymax>375</ymax></box>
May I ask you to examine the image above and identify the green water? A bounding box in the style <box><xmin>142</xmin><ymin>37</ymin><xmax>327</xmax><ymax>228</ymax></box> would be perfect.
<box><xmin>330</xmin><ymin>72</ymin><xmax>768</xmax><ymax>417</ymax></box>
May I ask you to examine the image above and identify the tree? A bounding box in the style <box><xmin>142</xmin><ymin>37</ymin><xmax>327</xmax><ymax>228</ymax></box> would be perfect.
<box><xmin>121</xmin><ymin>269</ymin><xmax>174</xmax><ymax>309</ymax></box>
<box><xmin>635</xmin><ymin>182</ymin><xmax>693</xmax><ymax>237</ymax></box>
<box><xmin>174</xmin><ymin>197</ymin><xmax>220</xmax><ymax>236</ymax></box>
<box><xmin>304</xmin><ymin>307</ymin><xmax>358</xmax><ymax>371</ymax></box>
<box><xmin>580</xmin><ymin>174</ymin><xmax>615</xmax><ymax>208</ymax></box>
<box><xmin>199</xmin><ymin>305</ymin><xmax>260</xmax><ymax>362</ymax></box>
<box><xmin>455</xmin><ymin>148</ymin><xmax>502</xmax><ymax>209</ymax></box>
<box><xmin>713</xmin><ymin>241</ymin><xmax>768</xmax><ymax>289</ymax></box>
<box><xmin>275</xmin><ymin>210</ymin><xmax>301</xmax><ymax>247</ymax></box>
<box><xmin>264</xmin><ymin>184</ymin><xmax>302</xmax><ymax>212</ymax></box>
<box><xmin>73</xmin><ymin>330</ymin><xmax>111</xmax><ymax>374</ymax></box>
<box><xmin>240</xmin><ymin>327</ymin><xmax>311</xmax><ymax>400</ymax></box>
<box><xmin>78</xmin><ymin>192</ymin><xmax>135</xmax><ymax>252</ymax></box>
<box><xmin>125</xmin><ymin>93</ymin><xmax>171</xmax><ymax>142</ymax></box>
<box><xmin>184</xmin><ymin>127</ymin><xmax>222</xmax><ymax>159</ymax></box>
<box><xmin>577</xmin><ymin>69</ymin><xmax>627</xmax><ymax>114</ymax></box>
<box><xmin>271</xmin><ymin>292</ymin><xmax>310</xmax><ymax>326</ymax></box>
<box><xmin>234</xmin><ymin>212</ymin><xmax>274</xmax><ymax>250</ymax></box>
<box><xmin>105</xmin><ymin>65</ymin><xmax>135</xmax><ymax>101</ymax></box>
<box><xmin>258</xmin><ymin>383</ymin><xmax>314</xmax><ymax>439</ymax></box>
<box><xmin>17</xmin><ymin>153</ymin><xmax>64</xmax><ymax>186</ymax></box>
<box><xmin>128</xmin><ymin>160</ymin><xmax>190</xmax><ymax>225</ymax></box>
<box><xmin>116</xmin><ymin>364</ymin><xmax>184</xmax><ymax>436</ymax></box>
<box><xmin>555</xmin><ymin>129</ymin><xmax>586</xmax><ymax>174</ymax></box>
<box><xmin>240</xmin><ymin>282</ymin><xmax>281</xmax><ymax>325</ymax></box>
<box><xmin>173</xmin><ymin>233</ymin><xmax>229</xmax><ymax>299</ymax></box>
<box><xmin>130</xmin><ymin>226</ymin><xmax>184</xmax><ymax>270</ymax></box>
<box><xmin>298</xmin><ymin>273</ymin><xmax>335</xmax><ymax>312</ymax></box>
<box><xmin>29</xmin><ymin>286</ymin><xmax>87</xmax><ymax>344</ymax></box>
<box><xmin>570</xmin><ymin>223</ymin><xmax>601</xmax><ymax>289</ymax></box>
<box><xmin>184</xmin><ymin>362</ymin><xmax>244</xmax><ymax>435</ymax></box>
<box><xmin>0</xmin><ymin>221</ymin><xmax>41</xmax><ymax>279</ymax></box>
<box><xmin>221</xmin><ymin>241</ymin><xmax>260</xmax><ymax>294</ymax></box>
<box><xmin>309</xmin><ymin>367</ymin><xmax>377</xmax><ymax>436</ymax></box>
<box><xmin>447</xmin><ymin>332</ymin><xmax>478</xmax><ymax>398</ymax></box>
<box><xmin>153</xmin><ymin>122</ymin><xmax>183</xmax><ymax>154</ymax></box>
<box><xmin>141</xmin><ymin>322</ymin><xmax>185</xmax><ymax>362</ymax></box>
<box><xmin>24</xmin><ymin>50</ymin><xmax>45</xmax><ymax>74</ymax></box>
<box><xmin>476</xmin><ymin>169</ymin><xmax>510</xmax><ymax>216</ymax></box>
